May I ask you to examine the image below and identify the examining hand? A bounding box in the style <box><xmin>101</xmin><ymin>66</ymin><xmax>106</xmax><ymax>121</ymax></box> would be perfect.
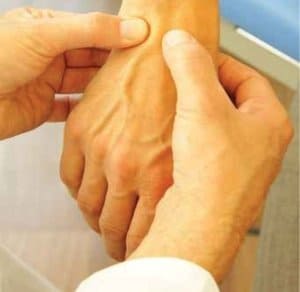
<box><xmin>0</xmin><ymin>7</ymin><xmax>147</xmax><ymax>139</ymax></box>
<box><xmin>131</xmin><ymin>30</ymin><xmax>293</xmax><ymax>282</ymax></box>
<box><xmin>60</xmin><ymin>1</ymin><xmax>219</xmax><ymax>261</ymax></box>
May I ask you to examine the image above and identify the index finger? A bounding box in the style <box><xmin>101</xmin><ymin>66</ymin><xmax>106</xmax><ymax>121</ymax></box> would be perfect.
<box><xmin>218</xmin><ymin>54</ymin><xmax>289</xmax><ymax>124</ymax></box>
<box><xmin>3</xmin><ymin>7</ymin><xmax>80</xmax><ymax>21</ymax></box>
<box><xmin>12</xmin><ymin>11</ymin><xmax>149</xmax><ymax>53</ymax></box>
<box><xmin>218</xmin><ymin>53</ymin><xmax>277</xmax><ymax>108</ymax></box>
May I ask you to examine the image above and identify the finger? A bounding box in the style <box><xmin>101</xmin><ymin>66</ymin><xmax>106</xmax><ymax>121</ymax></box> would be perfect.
<box><xmin>125</xmin><ymin>197</ymin><xmax>156</xmax><ymax>258</ymax></box>
<box><xmin>218</xmin><ymin>54</ymin><xmax>286</xmax><ymax>123</ymax></box>
<box><xmin>4</xmin><ymin>7</ymin><xmax>77</xmax><ymax>19</ymax></box>
<box><xmin>99</xmin><ymin>188</ymin><xmax>138</xmax><ymax>261</ymax></box>
<box><xmin>60</xmin><ymin>135</ymin><xmax>84</xmax><ymax>197</ymax></box>
<box><xmin>34</xmin><ymin>13</ymin><xmax>148</xmax><ymax>55</ymax></box>
<box><xmin>0</xmin><ymin>98</ymin><xmax>27</xmax><ymax>139</ymax></box>
<box><xmin>65</xmin><ymin>49</ymin><xmax>110</xmax><ymax>68</ymax></box>
<box><xmin>218</xmin><ymin>54</ymin><xmax>276</xmax><ymax>107</ymax></box>
<box><xmin>77</xmin><ymin>164</ymin><xmax>108</xmax><ymax>233</ymax></box>
<box><xmin>162</xmin><ymin>30</ymin><xmax>229</xmax><ymax>118</ymax></box>
<box><xmin>48</xmin><ymin>95</ymin><xmax>81</xmax><ymax>122</ymax></box>
<box><xmin>125</xmin><ymin>161</ymin><xmax>173</xmax><ymax>257</ymax></box>
<box><xmin>48</xmin><ymin>96</ymin><xmax>70</xmax><ymax>122</ymax></box>
<box><xmin>60</xmin><ymin>68</ymin><xmax>99</xmax><ymax>94</ymax></box>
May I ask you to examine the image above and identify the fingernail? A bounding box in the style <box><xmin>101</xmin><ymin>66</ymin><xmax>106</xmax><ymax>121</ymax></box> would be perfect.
<box><xmin>163</xmin><ymin>30</ymin><xmax>196</xmax><ymax>47</ymax></box>
<box><xmin>121</xmin><ymin>18</ymin><xmax>149</xmax><ymax>41</ymax></box>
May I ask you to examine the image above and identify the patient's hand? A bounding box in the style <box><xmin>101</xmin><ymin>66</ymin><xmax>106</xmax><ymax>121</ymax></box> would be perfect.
<box><xmin>60</xmin><ymin>0</ymin><xmax>219</xmax><ymax>260</ymax></box>
<box><xmin>131</xmin><ymin>31</ymin><xmax>293</xmax><ymax>281</ymax></box>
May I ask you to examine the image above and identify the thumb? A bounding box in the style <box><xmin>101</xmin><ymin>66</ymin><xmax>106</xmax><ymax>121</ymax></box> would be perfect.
<box><xmin>30</xmin><ymin>12</ymin><xmax>148</xmax><ymax>55</ymax></box>
<box><xmin>162</xmin><ymin>30</ymin><xmax>225</xmax><ymax>118</ymax></box>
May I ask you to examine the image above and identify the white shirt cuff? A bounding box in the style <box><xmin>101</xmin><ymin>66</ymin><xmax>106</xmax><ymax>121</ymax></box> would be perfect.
<box><xmin>77</xmin><ymin>257</ymin><xmax>219</xmax><ymax>292</ymax></box>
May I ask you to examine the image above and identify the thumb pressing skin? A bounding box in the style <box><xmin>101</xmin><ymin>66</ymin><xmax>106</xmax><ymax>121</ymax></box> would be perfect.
<box><xmin>162</xmin><ymin>30</ymin><xmax>225</xmax><ymax>119</ymax></box>
<box><xmin>29</xmin><ymin>12</ymin><xmax>148</xmax><ymax>56</ymax></box>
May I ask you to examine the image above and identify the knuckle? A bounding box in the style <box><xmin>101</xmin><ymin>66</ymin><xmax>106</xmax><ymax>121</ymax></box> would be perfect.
<box><xmin>87</xmin><ymin>12</ymin><xmax>101</xmax><ymax>24</ymax></box>
<box><xmin>264</xmin><ymin>113</ymin><xmax>294</xmax><ymax>161</ymax></box>
<box><xmin>142</xmin><ymin>172</ymin><xmax>173</xmax><ymax>200</ymax></box>
<box><xmin>281</xmin><ymin>116</ymin><xmax>294</xmax><ymax>143</ymax></box>
<box><xmin>270</xmin><ymin>105</ymin><xmax>294</xmax><ymax>144</ymax></box>
<box><xmin>88</xmin><ymin>12</ymin><xmax>106</xmax><ymax>24</ymax></box>
<box><xmin>86</xmin><ymin>12</ymin><xmax>105</xmax><ymax>41</ymax></box>
<box><xmin>87</xmin><ymin>136</ymin><xmax>107</xmax><ymax>162</ymax></box>
<box><xmin>106</xmin><ymin>147</ymin><xmax>137</xmax><ymax>185</ymax></box>
<box><xmin>66</xmin><ymin>117</ymin><xmax>83</xmax><ymax>140</ymax></box>
<box><xmin>23</xmin><ymin>7</ymin><xmax>37</xmax><ymax>15</ymax></box>
<box><xmin>99</xmin><ymin>220</ymin><xmax>126</xmax><ymax>241</ymax></box>
<box><xmin>108</xmin><ymin>190</ymin><xmax>133</xmax><ymax>200</ymax></box>
<box><xmin>19</xmin><ymin>6</ymin><xmax>35</xmax><ymax>14</ymax></box>
<box><xmin>86</xmin><ymin>12</ymin><xmax>97</xmax><ymax>28</ymax></box>
<box><xmin>65</xmin><ymin>112</ymin><xmax>85</xmax><ymax>141</ymax></box>
<box><xmin>77</xmin><ymin>198</ymin><xmax>101</xmax><ymax>217</ymax></box>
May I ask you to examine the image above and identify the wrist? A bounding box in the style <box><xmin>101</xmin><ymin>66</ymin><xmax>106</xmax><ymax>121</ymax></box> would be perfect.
<box><xmin>129</xmin><ymin>211</ymin><xmax>244</xmax><ymax>282</ymax></box>
<box><xmin>112</xmin><ymin>0</ymin><xmax>219</xmax><ymax>118</ymax></box>
<box><xmin>119</xmin><ymin>0</ymin><xmax>219</xmax><ymax>59</ymax></box>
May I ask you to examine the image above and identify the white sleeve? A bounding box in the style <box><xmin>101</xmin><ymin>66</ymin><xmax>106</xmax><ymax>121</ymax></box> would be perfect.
<box><xmin>76</xmin><ymin>257</ymin><xmax>219</xmax><ymax>292</ymax></box>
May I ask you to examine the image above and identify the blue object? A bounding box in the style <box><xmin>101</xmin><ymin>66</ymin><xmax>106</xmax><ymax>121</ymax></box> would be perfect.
<box><xmin>220</xmin><ymin>0</ymin><xmax>300</xmax><ymax>61</ymax></box>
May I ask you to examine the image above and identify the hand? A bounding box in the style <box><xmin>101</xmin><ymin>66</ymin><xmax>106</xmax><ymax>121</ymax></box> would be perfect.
<box><xmin>0</xmin><ymin>7</ymin><xmax>147</xmax><ymax>139</ymax></box>
<box><xmin>60</xmin><ymin>1</ymin><xmax>219</xmax><ymax>261</ymax></box>
<box><xmin>131</xmin><ymin>30</ymin><xmax>293</xmax><ymax>282</ymax></box>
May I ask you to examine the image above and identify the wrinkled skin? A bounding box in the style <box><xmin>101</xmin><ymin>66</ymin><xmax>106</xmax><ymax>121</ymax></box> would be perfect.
<box><xmin>60</xmin><ymin>0</ymin><xmax>219</xmax><ymax>260</ymax></box>
<box><xmin>131</xmin><ymin>34</ymin><xmax>293</xmax><ymax>282</ymax></box>
<box><xmin>0</xmin><ymin>8</ymin><xmax>140</xmax><ymax>139</ymax></box>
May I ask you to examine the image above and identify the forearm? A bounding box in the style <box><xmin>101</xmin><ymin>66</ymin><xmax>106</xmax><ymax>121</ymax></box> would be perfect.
<box><xmin>130</xmin><ymin>209</ymin><xmax>243</xmax><ymax>283</ymax></box>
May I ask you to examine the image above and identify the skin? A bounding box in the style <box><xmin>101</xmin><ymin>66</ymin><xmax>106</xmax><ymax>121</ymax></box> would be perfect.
<box><xmin>0</xmin><ymin>6</ymin><xmax>292</xmax><ymax>285</ymax></box>
<box><xmin>130</xmin><ymin>30</ymin><xmax>293</xmax><ymax>282</ymax></box>
<box><xmin>0</xmin><ymin>7</ymin><xmax>148</xmax><ymax>139</ymax></box>
<box><xmin>60</xmin><ymin>0</ymin><xmax>219</xmax><ymax>261</ymax></box>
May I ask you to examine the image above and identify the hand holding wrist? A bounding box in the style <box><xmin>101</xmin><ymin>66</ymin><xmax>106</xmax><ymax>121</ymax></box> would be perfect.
<box><xmin>0</xmin><ymin>8</ymin><xmax>148</xmax><ymax>139</ymax></box>
<box><xmin>130</xmin><ymin>30</ymin><xmax>293</xmax><ymax>282</ymax></box>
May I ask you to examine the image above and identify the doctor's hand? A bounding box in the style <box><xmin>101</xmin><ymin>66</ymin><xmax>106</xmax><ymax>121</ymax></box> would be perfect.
<box><xmin>0</xmin><ymin>7</ymin><xmax>147</xmax><ymax>139</ymax></box>
<box><xmin>131</xmin><ymin>30</ymin><xmax>293</xmax><ymax>282</ymax></box>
